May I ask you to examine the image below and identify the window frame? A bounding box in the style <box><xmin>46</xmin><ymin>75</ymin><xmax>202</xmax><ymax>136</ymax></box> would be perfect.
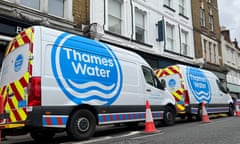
<box><xmin>216</xmin><ymin>80</ymin><xmax>228</xmax><ymax>94</ymax></box>
<box><xmin>164</xmin><ymin>0</ymin><xmax>172</xmax><ymax>8</ymax></box>
<box><xmin>209</xmin><ymin>14</ymin><xmax>214</xmax><ymax>31</ymax></box>
<box><xmin>142</xmin><ymin>66</ymin><xmax>161</xmax><ymax>89</ymax></box>
<box><xmin>181</xmin><ymin>29</ymin><xmax>189</xmax><ymax>56</ymax></box>
<box><xmin>135</xmin><ymin>7</ymin><xmax>146</xmax><ymax>43</ymax></box>
<box><xmin>200</xmin><ymin>8</ymin><xmax>206</xmax><ymax>27</ymax></box>
<box><xmin>9</xmin><ymin>0</ymin><xmax>73</xmax><ymax>20</ymax></box>
<box><xmin>166</xmin><ymin>23</ymin><xmax>175</xmax><ymax>52</ymax></box>
<box><xmin>179</xmin><ymin>0</ymin><xmax>186</xmax><ymax>16</ymax></box>
<box><xmin>48</xmin><ymin>0</ymin><xmax>65</xmax><ymax>18</ymax></box>
<box><xmin>107</xmin><ymin>0</ymin><xmax>123</xmax><ymax>35</ymax></box>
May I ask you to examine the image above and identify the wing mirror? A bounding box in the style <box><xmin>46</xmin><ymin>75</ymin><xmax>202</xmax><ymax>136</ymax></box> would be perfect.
<box><xmin>159</xmin><ymin>79</ymin><xmax>166</xmax><ymax>89</ymax></box>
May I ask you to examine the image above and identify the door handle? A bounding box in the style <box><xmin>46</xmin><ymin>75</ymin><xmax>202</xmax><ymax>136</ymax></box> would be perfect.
<box><xmin>146</xmin><ymin>89</ymin><xmax>151</xmax><ymax>92</ymax></box>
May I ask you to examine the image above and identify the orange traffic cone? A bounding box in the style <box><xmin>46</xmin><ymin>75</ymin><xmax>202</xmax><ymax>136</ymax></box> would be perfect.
<box><xmin>144</xmin><ymin>100</ymin><xmax>157</xmax><ymax>133</ymax></box>
<box><xmin>201</xmin><ymin>102</ymin><xmax>210</xmax><ymax>123</ymax></box>
<box><xmin>235</xmin><ymin>101</ymin><xmax>240</xmax><ymax>117</ymax></box>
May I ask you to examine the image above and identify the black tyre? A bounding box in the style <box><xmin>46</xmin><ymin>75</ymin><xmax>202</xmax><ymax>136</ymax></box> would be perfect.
<box><xmin>187</xmin><ymin>113</ymin><xmax>193</xmax><ymax>121</ymax></box>
<box><xmin>196</xmin><ymin>106</ymin><xmax>202</xmax><ymax>121</ymax></box>
<box><xmin>162</xmin><ymin>106</ymin><xmax>176</xmax><ymax>126</ymax></box>
<box><xmin>179</xmin><ymin>114</ymin><xmax>186</xmax><ymax>120</ymax></box>
<box><xmin>228</xmin><ymin>104</ymin><xmax>234</xmax><ymax>116</ymax></box>
<box><xmin>67</xmin><ymin>109</ymin><xmax>96</xmax><ymax>140</ymax></box>
<box><xmin>30</xmin><ymin>129</ymin><xmax>55</xmax><ymax>142</ymax></box>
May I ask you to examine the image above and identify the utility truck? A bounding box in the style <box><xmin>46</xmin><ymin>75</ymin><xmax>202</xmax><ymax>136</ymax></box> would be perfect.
<box><xmin>0</xmin><ymin>26</ymin><xmax>176</xmax><ymax>141</ymax></box>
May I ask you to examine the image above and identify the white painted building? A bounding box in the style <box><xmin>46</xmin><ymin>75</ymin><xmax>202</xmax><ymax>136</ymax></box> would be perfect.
<box><xmin>221</xmin><ymin>27</ymin><xmax>240</xmax><ymax>98</ymax></box>
<box><xmin>90</xmin><ymin>0</ymin><xmax>195</xmax><ymax>68</ymax></box>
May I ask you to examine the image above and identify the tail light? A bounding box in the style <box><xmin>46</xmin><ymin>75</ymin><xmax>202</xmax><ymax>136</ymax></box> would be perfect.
<box><xmin>184</xmin><ymin>90</ymin><xmax>190</xmax><ymax>106</ymax></box>
<box><xmin>28</xmin><ymin>77</ymin><xmax>41</xmax><ymax>106</ymax></box>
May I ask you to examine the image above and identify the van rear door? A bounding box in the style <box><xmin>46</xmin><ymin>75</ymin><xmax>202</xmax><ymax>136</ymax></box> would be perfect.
<box><xmin>0</xmin><ymin>28</ymin><xmax>33</xmax><ymax>127</ymax></box>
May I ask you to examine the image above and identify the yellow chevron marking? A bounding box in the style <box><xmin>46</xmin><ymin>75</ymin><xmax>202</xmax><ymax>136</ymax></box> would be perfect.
<box><xmin>11</xmin><ymin>97</ymin><xmax>18</xmax><ymax>110</ymax></box>
<box><xmin>172</xmin><ymin>91</ymin><xmax>183</xmax><ymax>101</ymax></box>
<box><xmin>5</xmin><ymin>41</ymin><xmax>13</xmax><ymax>55</ymax></box>
<box><xmin>23</xmin><ymin>72</ymin><xmax>30</xmax><ymax>83</ymax></box>
<box><xmin>176</xmin><ymin>104</ymin><xmax>185</xmax><ymax>111</ymax></box>
<box><xmin>178</xmin><ymin>88</ymin><xmax>184</xmax><ymax>93</ymax></box>
<box><xmin>156</xmin><ymin>69</ymin><xmax>162</xmax><ymax>77</ymax></box>
<box><xmin>4</xmin><ymin>123</ymin><xmax>25</xmax><ymax>128</ymax></box>
<box><xmin>25</xmin><ymin>28</ymin><xmax>33</xmax><ymax>42</ymax></box>
<box><xmin>171</xmin><ymin>65</ymin><xmax>180</xmax><ymax>73</ymax></box>
<box><xmin>16</xmin><ymin>35</ymin><xmax>25</xmax><ymax>46</ymax></box>
<box><xmin>29</xmin><ymin>58</ymin><xmax>33</xmax><ymax>65</ymax></box>
<box><xmin>14</xmin><ymin>81</ymin><xmax>24</xmax><ymax>99</ymax></box>
<box><xmin>165</xmin><ymin>69</ymin><xmax>174</xmax><ymax>75</ymax></box>
<box><xmin>18</xmin><ymin>109</ymin><xmax>27</xmax><ymax>120</ymax></box>
<box><xmin>9</xmin><ymin>111</ymin><xmax>17</xmax><ymax>122</ymax></box>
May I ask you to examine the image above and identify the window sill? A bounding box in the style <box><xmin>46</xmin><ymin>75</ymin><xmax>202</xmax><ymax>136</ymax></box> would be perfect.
<box><xmin>179</xmin><ymin>13</ymin><xmax>189</xmax><ymax>20</ymax></box>
<box><xmin>131</xmin><ymin>39</ymin><xmax>153</xmax><ymax>48</ymax></box>
<box><xmin>105</xmin><ymin>30</ymin><xmax>131</xmax><ymax>41</ymax></box>
<box><xmin>104</xmin><ymin>30</ymin><xmax>153</xmax><ymax>48</ymax></box>
<box><xmin>163</xmin><ymin>4</ymin><xmax>176</xmax><ymax>12</ymax></box>
<box><xmin>164</xmin><ymin>49</ymin><xmax>193</xmax><ymax>59</ymax></box>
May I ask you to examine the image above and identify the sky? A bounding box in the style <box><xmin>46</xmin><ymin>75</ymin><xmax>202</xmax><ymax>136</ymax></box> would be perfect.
<box><xmin>218</xmin><ymin>0</ymin><xmax>240</xmax><ymax>42</ymax></box>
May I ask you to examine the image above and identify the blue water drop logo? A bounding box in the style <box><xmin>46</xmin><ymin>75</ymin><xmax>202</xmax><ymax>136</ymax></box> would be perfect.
<box><xmin>51</xmin><ymin>33</ymin><xmax>123</xmax><ymax>105</ymax></box>
<box><xmin>14</xmin><ymin>54</ymin><xmax>23</xmax><ymax>72</ymax></box>
<box><xmin>186</xmin><ymin>66</ymin><xmax>212</xmax><ymax>103</ymax></box>
<box><xmin>168</xmin><ymin>79</ymin><xmax>176</xmax><ymax>88</ymax></box>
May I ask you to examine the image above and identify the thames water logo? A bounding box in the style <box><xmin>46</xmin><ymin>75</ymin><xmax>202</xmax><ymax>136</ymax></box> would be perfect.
<box><xmin>186</xmin><ymin>67</ymin><xmax>212</xmax><ymax>103</ymax></box>
<box><xmin>168</xmin><ymin>79</ymin><xmax>176</xmax><ymax>88</ymax></box>
<box><xmin>14</xmin><ymin>54</ymin><xmax>23</xmax><ymax>72</ymax></box>
<box><xmin>51</xmin><ymin>33</ymin><xmax>123</xmax><ymax>105</ymax></box>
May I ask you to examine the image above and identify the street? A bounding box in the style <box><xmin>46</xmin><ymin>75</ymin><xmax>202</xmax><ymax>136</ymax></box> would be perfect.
<box><xmin>2</xmin><ymin>115</ymin><xmax>240</xmax><ymax>144</ymax></box>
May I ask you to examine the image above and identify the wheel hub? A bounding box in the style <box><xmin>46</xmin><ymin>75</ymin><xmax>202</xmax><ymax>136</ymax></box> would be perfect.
<box><xmin>166</xmin><ymin>112</ymin><xmax>173</xmax><ymax>120</ymax></box>
<box><xmin>77</xmin><ymin>117</ymin><xmax>90</xmax><ymax>132</ymax></box>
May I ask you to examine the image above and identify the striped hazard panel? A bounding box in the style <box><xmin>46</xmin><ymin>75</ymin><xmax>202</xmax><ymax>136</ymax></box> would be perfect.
<box><xmin>0</xmin><ymin>28</ymin><xmax>34</xmax><ymax>126</ymax></box>
<box><xmin>43</xmin><ymin>115</ymin><xmax>68</xmax><ymax>128</ymax></box>
<box><xmin>98</xmin><ymin>111</ymin><xmax>163</xmax><ymax>124</ymax></box>
<box><xmin>155</xmin><ymin>65</ymin><xmax>186</xmax><ymax>113</ymax></box>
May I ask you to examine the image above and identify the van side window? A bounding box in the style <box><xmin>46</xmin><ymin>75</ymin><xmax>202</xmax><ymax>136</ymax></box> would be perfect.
<box><xmin>216</xmin><ymin>80</ymin><xmax>228</xmax><ymax>94</ymax></box>
<box><xmin>142</xmin><ymin>66</ymin><xmax>161</xmax><ymax>89</ymax></box>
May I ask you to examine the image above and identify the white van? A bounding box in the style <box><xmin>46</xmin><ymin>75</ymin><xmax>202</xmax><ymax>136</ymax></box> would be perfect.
<box><xmin>0</xmin><ymin>26</ymin><xmax>176</xmax><ymax>141</ymax></box>
<box><xmin>155</xmin><ymin>64</ymin><xmax>234</xmax><ymax>120</ymax></box>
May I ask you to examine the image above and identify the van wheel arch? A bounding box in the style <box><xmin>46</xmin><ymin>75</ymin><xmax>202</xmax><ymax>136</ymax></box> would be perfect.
<box><xmin>66</xmin><ymin>105</ymin><xmax>98</xmax><ymax>140</ymax></box>
<box><xmin>68</xmin><ymin>104</ymin><xmax>98</xmax><ymax>124</ymax></box>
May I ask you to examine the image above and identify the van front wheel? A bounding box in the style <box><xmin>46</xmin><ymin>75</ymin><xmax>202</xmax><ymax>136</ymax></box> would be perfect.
<box><xmin>162</xmin><ymin>106</ymin><xmax>175</xmax><ymax>126</ymax></box>
<box><xmin>67</xmin><ymin>109</ymin><xmax>96</xmax><ymax>140</ymax></box>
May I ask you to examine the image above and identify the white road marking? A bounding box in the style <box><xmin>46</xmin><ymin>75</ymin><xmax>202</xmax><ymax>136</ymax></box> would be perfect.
<box><xmin>132</xmin><ymin>131</ymin><xmax>163</xmax><ymax>140</ymax></box>
<box><xmin>70</xmin><ymin>131</ymin><xmax>141</xmax><ymax>144</ymax></box>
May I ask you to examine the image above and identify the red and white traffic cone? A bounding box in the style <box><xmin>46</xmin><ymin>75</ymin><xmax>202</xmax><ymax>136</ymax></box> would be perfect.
<box><xmin>201</xmin><ymin>102</ymin><xmax>210</xmax><ymax>123</ymax></box>
<box><xmin>235</xmin><ymin>101</ymin><xmax>240</xmax><ymax>117</ymax></box>
<box><xmin>144</xmin><ymin>100</ymin><xmax>157</xmax><ymax>133</ymax></box>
